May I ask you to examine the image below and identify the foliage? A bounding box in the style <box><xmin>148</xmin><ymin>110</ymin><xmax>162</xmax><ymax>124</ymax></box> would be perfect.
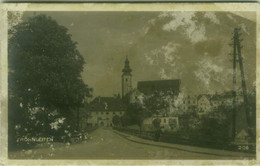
<box><xmin>177</xmin><ymin>106</ymin><xmax>232</xmax><ymax>143</ymax></box>
<box><xmin>144</xmin><ymin>91</ymin><xmax>175</xmax><ymax>116</ymax></box>
<box><xmin>122</xmin><ymin>102</ymin><xmax>148</xmax><ymax>130</ymax></box>
<box><xmin>152</xmin><ymin>118</ymin><xmax>161</xmax><ymax>131</ymax></box>
<box><xmin>122</xmin><ymin>90</ymin><xmax>176</xmax><ymax>130</ymax></box>
<box><xmin>8</xmin><ymin>12</ymin><xmax>24</xmax><ymax>33</ymax></box>
<box><xmin>8</xmin><ymin>14</ymin><xmax>92</xmax><ymax>149</ymax></box>
<box><xmin>178</xmin><ymin>110</ymin><xmax>201</xmax><ymax>134</ymax></box>
<box><xmin>198</xmin><ymin>107</ymin><xmax>232</xmax><ymax>143</ymax></box>
<box><xmin>112</xmin><ymin>115</ymin><xmax>121</xmax><ymax>127</ymax></box>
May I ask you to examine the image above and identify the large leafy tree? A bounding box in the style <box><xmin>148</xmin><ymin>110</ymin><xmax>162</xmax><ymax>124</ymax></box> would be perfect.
<box><xmin>8</xmin><ymin>15</ymin><xmax>92</xmax><ymax>143</ymax></box>
<box><xmin>122</xmin><ymin>91</ymin><xmax>174</xmax><ymax>131</ymax></box>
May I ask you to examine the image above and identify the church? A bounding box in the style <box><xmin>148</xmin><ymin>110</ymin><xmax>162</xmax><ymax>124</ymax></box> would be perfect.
<box><xmin>122</xmin><ymin>57</ymin><xmax>181</xmax><ymax>100</ymax></box>
<box><xmin>85</xmin><ymin>57</ymin><xmax>181</xmax><ymax>127</ymax></box>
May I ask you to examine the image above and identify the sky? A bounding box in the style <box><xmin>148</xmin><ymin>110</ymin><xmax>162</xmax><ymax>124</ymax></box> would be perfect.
<box><xmin>20</xmin><ymin>11</ymin><xmax>256</xmax><ymax>97</ymax></box>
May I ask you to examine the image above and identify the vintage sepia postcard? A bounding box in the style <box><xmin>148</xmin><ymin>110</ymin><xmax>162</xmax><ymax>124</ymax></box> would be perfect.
<box><xmin>0</xmin><ymin>2</ymin><xmax>259</xmax><ymax>166</ymax></box>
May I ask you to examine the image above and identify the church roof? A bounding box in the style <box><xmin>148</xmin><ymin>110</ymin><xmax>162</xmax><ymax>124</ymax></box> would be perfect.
<box><xmin>87</xmin><ymin>97</ymin><xmax>127</xmax><ymax>112</ymax></box>
<box><xmin>137</xmin><ymin>79</ymin><xmax>181</xmax><ymax>95</ymax></box>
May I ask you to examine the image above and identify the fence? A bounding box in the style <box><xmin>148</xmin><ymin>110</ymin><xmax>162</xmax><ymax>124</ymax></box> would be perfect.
<box><xmin>113</xmin><ymin>127</ymin><xmax>255</xmax><ymax>153</ymax></box>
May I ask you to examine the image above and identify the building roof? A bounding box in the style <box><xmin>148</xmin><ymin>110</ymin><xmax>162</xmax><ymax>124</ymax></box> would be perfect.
<box><xmin>137</xmin><ymin>79</ymin><xmax>180</xmax><ymax>95</ymax></box>
<box><xmin>197</xmin><ymin>93</ymin><xmax>234</xmax><ymax>101</ymax></box>
<box><xmin>87</xmin><ymin>97</ymin><xmax>127</xmax><ymax>112</ymax></box>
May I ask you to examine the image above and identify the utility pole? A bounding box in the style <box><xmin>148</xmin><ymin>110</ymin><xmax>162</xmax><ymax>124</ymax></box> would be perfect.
<box><xmin>232</xmin><ymin>28</ymin><xmax>237</xmax><ymax>140</ymax></box>
<box><xmin>231</xmin><ymin>27</ymin><xmax>251</xmax><ymax>140</ymax></box>
<box><xmin>236</xmin><ymin>28</ymin><xmax>250</xmax><ymax>126</ymax></box>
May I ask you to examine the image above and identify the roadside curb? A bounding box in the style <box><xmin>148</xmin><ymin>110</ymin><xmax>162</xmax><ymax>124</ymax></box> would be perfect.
<box><xmin>113</xmin><ymin>129</ymin><xmax>255</xmax><ymax>159</ymax></box>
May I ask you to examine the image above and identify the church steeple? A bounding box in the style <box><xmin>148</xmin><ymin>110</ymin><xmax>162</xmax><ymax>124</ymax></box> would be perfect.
<box><xmin>122</xmin><ymin>56</ymin><xmax>132</xmax><ymax>75</ymax></box>
<box><xmin>122</xmin><ymin>56</ymin><xmax>132</xmax><ymax>97</ymax></box>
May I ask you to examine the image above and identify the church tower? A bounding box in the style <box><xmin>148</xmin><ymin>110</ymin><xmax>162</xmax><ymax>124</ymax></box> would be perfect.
<box><xmin>122</xmin><ymin>56</ymin><xmax>132</xmax><ymax>97</ymax></box>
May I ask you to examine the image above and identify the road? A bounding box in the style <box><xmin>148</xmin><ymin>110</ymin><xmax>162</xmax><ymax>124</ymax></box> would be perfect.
<box><xmin>9</xmin><ymin>128</ymin><xmax>255</xmax><ymax>159</ymax></box>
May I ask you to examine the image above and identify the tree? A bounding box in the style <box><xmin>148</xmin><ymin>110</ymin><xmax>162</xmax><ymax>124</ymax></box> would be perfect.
<box><xmin>8</xmin><ymin>12</ymin><xmax>23</xmax><ymax>33</ymax></box>
<box><xmin>144</xmin><ymin>91</ymin><xmax>171</xmax><ymax>116</ymax></box>
<box><xmin>112</xmin><ymin>115</ymin><xmax>121</xmax><ymax>127</ymax></box>
<box><xmin>8</xmin><ymin>15</ymin><xmax>92</xmax><ymax>146</ymax></box>
<box><xmin>198</xmin><ymin>108</ymin><xmax>232</xmax><ymax>143</ymax></box>
<box><xmin>123</xmin><ymin>91</ymin><xmax>174</xmax><ymax>131</ymax></box>
<box><xmin>152</xmin><ymin>118</ymin><xmax>161</xmax><ymax>131</ymax></box>
<box><xmin>123</xmin><ymin>102</ymin><xmax>147</xmax><ymax>130</ymax></box>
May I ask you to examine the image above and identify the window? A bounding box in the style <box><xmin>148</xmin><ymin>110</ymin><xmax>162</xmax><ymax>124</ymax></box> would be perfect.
<box><xmin>164</xmin><ymin>119</ymin><xmax>166</xmax><ymax>123</ymax></box>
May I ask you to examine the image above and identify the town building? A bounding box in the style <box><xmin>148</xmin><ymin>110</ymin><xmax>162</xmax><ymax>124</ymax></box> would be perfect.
<box><xmin>142</xmin><ymin>116</ymin><xmax>179</xmax><ymax>132</ymax></box>
<box><xmin>86</xmin><ymin>96</ymin><xmax>127</xmax><ymax>127</ymax></box>
<box><xmin>137</xmin><ymin>79</ymin><xmax>181</xmax><ymax>96</ymax></box>
<box><xmin>179</xmin><ymin>94</ymin><xmax>198</xmax><ymax>111</ymax></box>
<box><xmin>197</xmin><ymin>92</ymin><xmax>244</xmax><ymax>114</ymax></box>
<box><xmin>85</xmin><ymin>57</ymin><xmax>132</xmax><ymax>127</ymax></box>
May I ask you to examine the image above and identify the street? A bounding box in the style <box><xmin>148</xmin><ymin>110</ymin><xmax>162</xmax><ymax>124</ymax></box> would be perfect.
<box><xmin>9</xmin><ymin>128</ymin><xmax>255</xmax><ymax>160</ymax></box>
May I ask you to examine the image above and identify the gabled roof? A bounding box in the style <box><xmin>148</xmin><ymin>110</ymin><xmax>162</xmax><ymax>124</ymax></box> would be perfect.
<box><xmin>137</xmin><ymin>79</ymin><xmax>180</xmax><ymax>95</ymax></box>
<box><xmin>87</xmin><ymin>97</ymin><xmax>127</xmax><ymax>112</ymax></box>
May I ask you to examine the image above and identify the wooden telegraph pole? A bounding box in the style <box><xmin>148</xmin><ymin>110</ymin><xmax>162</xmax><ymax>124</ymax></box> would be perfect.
<box><xmin>231</xmin><ymin>27</ymin><xmax>251</xmax><ymax>140</ymax></box>
<box><xmin>232</xmin><ymin>28</ymin><xmax>237</xmax><ymax>140</ymax></box>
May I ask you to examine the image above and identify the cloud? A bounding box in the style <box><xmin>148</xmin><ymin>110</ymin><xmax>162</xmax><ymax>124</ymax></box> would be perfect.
<box><xmin>186</xmin><ymin>25</ymin><xmax>206</xmax><ymax>43</ymax></box>
<box><xmin>227</xmin><ymin>14</ymin><xmax>237</xmax><ymax>22</ymax></box>
<box><xmin>161</xmin><ymin>42</ymin><xmax>180</xmax><ymax>65</ymax></box>
<box><xmin>145</xmin><ymin>42</ymin><xmax>180</xmax><ymax>67</ymax></box>
<box><xmin>159</xmin><ymin>12</ymin><xmax>207</xmax><ymax>43</ymax></box>
<box><xmin>145</xmin><ymin>54</ymin><xmax>156</xmax><ymax>65</ymax></box>
<box><xmin>158</xmin><ymin>68</ymin><xmax>171</xmax><ymax>79</ymax></box>
<box><xmin>239</xmin><ymin>23</ymin><xmax>249</xmax><ymax>35</ymax></box>
<box><xmin>194</xmin><ymin>57</ymin><xmax>232</xmax><ymax>91</ymax></box>
<box><xmin>144</xmin><ymin>42</ymin><xmax>183</xmax><ymax>80</ymax></box>
<box><xmin>141</xmin><ymin>17</ymin><xmax>157</xmax><ymax>35</ymax></box>
<box><xmin>203</xmin><ymin>12</ymin><xmax>220</xmax><ymax>24</ymax></box>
